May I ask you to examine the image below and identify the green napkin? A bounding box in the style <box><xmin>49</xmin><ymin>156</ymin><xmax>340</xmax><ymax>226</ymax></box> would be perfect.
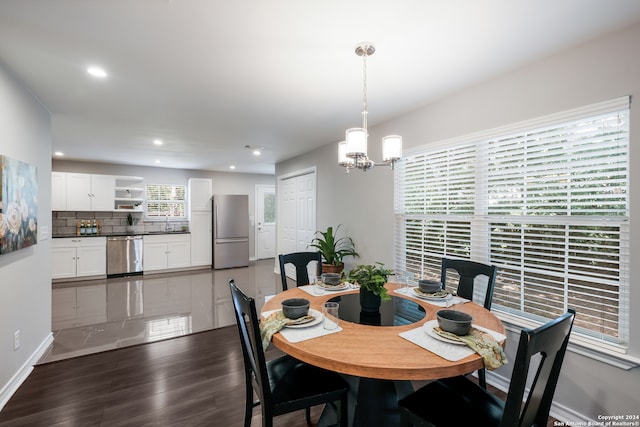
<box><xmin>434</xmin><ymin>327</ymin><xmax>508</xmax><ymax>370</ymax></box>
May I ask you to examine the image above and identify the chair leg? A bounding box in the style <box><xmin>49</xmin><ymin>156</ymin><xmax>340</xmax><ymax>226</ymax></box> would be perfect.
<box><xmin>244</xmin><ymin>381</ymin><xmax>253</xmax><ymax>427</ymax></box>
<box><xmin>340</xmin><ymin>395</ymin><xmax>349</xmax><ymax>426</ymax></box>
<box><xmin>305</xmin><ymin>407</ymin><xmax>312</xmax><ymax>425</ymax></box>
<box><xmin>478</xmin><ymin>368</ymin><xmax>487</xmax><ymax>389</ymax></box>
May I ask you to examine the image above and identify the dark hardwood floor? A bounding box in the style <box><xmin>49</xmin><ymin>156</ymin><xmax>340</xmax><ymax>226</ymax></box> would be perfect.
<box><xmin>0</xmin><ymin>324</ymin><xmax>559</xmax><ymax>426</ymax></box>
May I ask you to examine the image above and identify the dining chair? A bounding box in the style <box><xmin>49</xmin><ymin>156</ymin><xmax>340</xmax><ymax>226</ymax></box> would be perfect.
<box><xmin>398</xmin><ymin>308</ymin><xmax>576</xmax><ymax>427</ymax></box>
<box><xmin>440</xmin><ymin>258</ymin><xmax>498</xmax><ymax>310</ymax></box>
<box><xmin>278</xmin><ymin>251</ymin><xmax>323</xmax><ymax>291</ymax></box>
<box><xmin>440</xmin><ymin>257</ymin><xmax>498</xmax><ymax>389</ymax></box>
<box><xmin>229</xmin><ymin>279</ymin><xmax>349</xmax><ymax>427</ymax></box>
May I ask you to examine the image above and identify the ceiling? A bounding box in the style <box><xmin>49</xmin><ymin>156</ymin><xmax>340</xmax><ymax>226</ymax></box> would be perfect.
<box><xmin>2</xmin><ymin>1</ymin><xmax>640</xmax><ymax>175</ymax></box>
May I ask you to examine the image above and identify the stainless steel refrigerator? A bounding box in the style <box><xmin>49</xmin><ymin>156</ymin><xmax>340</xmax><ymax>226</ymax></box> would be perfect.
<box><xmin>212</xmin><ymin>194</ymin><xmax>249</xmax><ymax>269</ymax></box>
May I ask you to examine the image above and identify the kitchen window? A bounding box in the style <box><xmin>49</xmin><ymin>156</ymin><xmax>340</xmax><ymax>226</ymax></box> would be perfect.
<box><xmin>146</xmin><ymin>184</ymin><xmax>186</xmax><ymax>219</ymax></box>
<box><xmin>394</xmin><ymin>96</ymin><xmax>630</xmax><ymax>350</ymax></box>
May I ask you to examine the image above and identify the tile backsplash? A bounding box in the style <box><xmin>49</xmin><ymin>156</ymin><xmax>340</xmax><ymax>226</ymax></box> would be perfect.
<box><xmin>52</xmin><ymin>211</ymin><xmax>189</xmax><ymax>236</ymax></box>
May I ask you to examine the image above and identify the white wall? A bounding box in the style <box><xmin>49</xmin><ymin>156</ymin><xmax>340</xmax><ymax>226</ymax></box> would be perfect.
<box><xmin>0</xmin><ymin>64</ymin><xmax>52</xmax><ymax>408</ymax></box>
<box><xmin>52</xmin><ymin>159</ymin><xmax>275</xmax><ymax>259</ymax></box>
<box><xmin>276</xmin><ymin>22</ymin><xmax>640</xmax><ymax>421</ymax></box>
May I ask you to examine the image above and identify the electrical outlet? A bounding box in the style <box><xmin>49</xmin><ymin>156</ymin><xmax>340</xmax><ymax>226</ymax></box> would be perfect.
<box><xmin>14</xmin><ymin>330</ymin><xmax>20</xmax><ymax>350</ymax></box>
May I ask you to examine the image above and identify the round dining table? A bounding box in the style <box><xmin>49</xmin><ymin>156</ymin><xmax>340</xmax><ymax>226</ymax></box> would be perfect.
<box><xmin>262</xmin><ymin>283</ymin><xmax>505</xmax><ymax>380</ymax></box>
<box><xmin>261</xmin><ymin>283</ymin><xmax>506</xmax><ymax>427</ymax></box>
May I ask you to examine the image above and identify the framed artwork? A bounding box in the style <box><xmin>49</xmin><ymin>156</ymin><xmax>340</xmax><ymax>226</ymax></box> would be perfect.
<box><xmin>0</xmin><ymin>155</ymin><xmax>38</xmax><ymax>254</ymax></box>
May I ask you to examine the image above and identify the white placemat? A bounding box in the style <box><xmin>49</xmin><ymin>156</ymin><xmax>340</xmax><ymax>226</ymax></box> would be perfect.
<box><xmin>262</xmin><ymin>309</ymin><xmax>342</xmax><ymax>343</ymax></box>
<box><xmin>279</xmin><ymin>323</ymin><xmax>343</xmax><ymax>342</ymax></box>
<box><xmin>399</xmin><ymin>325</ymin><xmax>475</xmax><ymax>361</ymax></box>
<box><xmin>298</xmin><ymin>284</ymin><xmax>354</xmax><ymax>296</ymax></box>
<box><xmin>393</xmin><ymin>287</ymin><xmax>469</xmax><ymax>307</ymax></box>
<box><xmin>399</xmin><ymin>323</ymin><xmax>507</xmax><ymax>362</ymax></box>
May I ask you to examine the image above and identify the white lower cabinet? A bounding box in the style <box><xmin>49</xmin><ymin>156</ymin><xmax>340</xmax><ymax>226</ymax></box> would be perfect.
<box><xmin>143</xmin><ymin>234</ymin><xmax>191</xmax><ymax>272</ymax></box>
<box><xmin>52</xmin><ymin>284</ymin><xmax>107</xmax><ymax>330</ymax></box>
<box><xmin>52</xmin><ymin>237</ymin><xmax>107</xmax><ymax>280</ymax></box>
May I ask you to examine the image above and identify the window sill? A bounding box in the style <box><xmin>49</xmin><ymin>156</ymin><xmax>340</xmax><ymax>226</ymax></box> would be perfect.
<box><xmin>496</xmin><ymin>312</ymin><xmax>640</xmax><ymax>370</ymax></box>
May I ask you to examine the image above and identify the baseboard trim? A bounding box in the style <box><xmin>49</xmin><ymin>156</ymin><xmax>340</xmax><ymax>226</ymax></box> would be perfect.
<box><xmin>0</xmin><ymin>332</ymin><xmax>54</xmax><ymax>412</ymax></box>
<box><xmin>486</xmin><ymin>370</ymin><xmax>593</xmax><ymax>424</ymax></box>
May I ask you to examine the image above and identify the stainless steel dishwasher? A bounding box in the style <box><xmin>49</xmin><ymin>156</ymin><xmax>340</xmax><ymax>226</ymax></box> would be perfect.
<box><xmin>107</xmin><ymin>235</ymin><xmax>143</xmax><ymax>276</ymax></box>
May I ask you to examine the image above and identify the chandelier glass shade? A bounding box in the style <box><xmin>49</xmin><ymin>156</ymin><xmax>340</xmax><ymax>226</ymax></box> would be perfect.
<box><xmin>338</xmin><ymin>42</ymin><xmax>402</xmax><ymax>172</ymax></box>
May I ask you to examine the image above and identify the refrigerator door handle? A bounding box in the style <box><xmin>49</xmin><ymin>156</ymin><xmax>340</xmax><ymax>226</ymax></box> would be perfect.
<box><xmin>213</xmin><ymin>204</ymin><xmax>218</xmax><ymax>238</ymax></box>
<box><xmin>216</xmin><ymin>238</ymin><xmax>249</xmax><ymax>244</ymax></box>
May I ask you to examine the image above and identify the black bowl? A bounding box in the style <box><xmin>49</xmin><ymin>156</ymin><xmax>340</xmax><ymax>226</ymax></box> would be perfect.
<box><xmin>418</xmin><ymin>279</ymin><xmax>442</xmax><ymax>294</ymax></box>
<box><xmin>321</xmin><ymin>273</ymin><xmax>341</xmax><ymax>285</ymax></box>
<box><xmin>436</xmin><ymin>310</ymin><xmax>472</xmax><ymax>336</ymax></box>
<box><xmin>281</xmin><ymin>298</ymin><xmax>310</xmax><ymax>319</ymax></box>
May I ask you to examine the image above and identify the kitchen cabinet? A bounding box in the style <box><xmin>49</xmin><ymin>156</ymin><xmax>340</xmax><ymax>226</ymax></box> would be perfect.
<box><xmin>188</xmin><ymin>178</ymin><xmax>212</xmax><ymax>267</ymax></box>
<box><xmin>52</xmin><ymin>237</ymin><xmax>107</xmax><ymax>280</ymax></box>
<box><xmin>189</xmin><ymin>211</ymin><xmax>212</xmax><ymax>267</ymax></box>
<box><xmin>51</xmin><ymin>172</ymin><xmax>67</xmax><ymax>210</ymax></box>
<box><xmin>51</xmin><ymin>172</ymin><xmax>144</xmax><ymax>212</ymax></box>
<box><xmin>188</xmin><ymin>178</ymin><xmax>212</xmax><ymax>212</ymax></box>
<box><xmin>64</xmin><ymin>173</ymin><xmax>115</xmax><ymax>211</ymax></box>
<box><xmin>52</xmin><ymin>284</ymin><xmax>107</xmax><ymax>330</ymax></box>
<box><xmin>143</xmin><ymin>234</ymin><xmax>191</xmax><ymax>272</ymax></box>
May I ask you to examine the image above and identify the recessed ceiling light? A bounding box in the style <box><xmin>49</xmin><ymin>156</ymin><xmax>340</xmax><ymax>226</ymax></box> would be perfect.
<box><xmin>153</xmin><ymin>139</ymin><xmax>163</xmax><ymax>146</ymax></box>
<box><xmin>54</xmin><ymin>151</ymin><xmax>64</xmax><ymax>156</ymax></box>
<box><xmin>87</xmin><ymin>66</ymin><xmax>107</xmax><ymax>78</ymax></box>
<box><xmin>245</xmin><ymin>144</ymin><xmax>264</xmax><ymax>156</ymax></box>
<box><xmin>229</xmin><ymin>165</ymin><xmax>236</xmax><ymax>170</ymax></box>
<box><xmin>155</xmin><ymin>160</ymin><xmax>161</xmax><ymax>164</ymax></box>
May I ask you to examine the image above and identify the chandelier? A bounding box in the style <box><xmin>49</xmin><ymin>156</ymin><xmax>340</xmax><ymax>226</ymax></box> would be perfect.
<box><xmin>338</xmin><ymin>42</ymin><xmax>402</xmax><ymax>172</ymax></box>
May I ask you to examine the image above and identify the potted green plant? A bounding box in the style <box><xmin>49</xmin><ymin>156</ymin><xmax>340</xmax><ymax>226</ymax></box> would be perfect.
<box><xmin>346</xmin><ymin>262</ymin><xmax>394</xmax><ymax>312</ymax></box>
<box><xmin>126</xmin><ymin>213</ymin><xmax>138</xmax><ymax>232</ymax></box>
<box><xmin>308</xmin><ymin>225</ymin><xmax>359</xmax><ymax>274</ymax></box>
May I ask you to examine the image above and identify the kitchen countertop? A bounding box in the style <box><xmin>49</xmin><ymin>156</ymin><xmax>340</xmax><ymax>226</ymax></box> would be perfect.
<box><xmin>52</xmin><ymin>231</ymin><xmax>191</xmax><ymax>238</ymax></box>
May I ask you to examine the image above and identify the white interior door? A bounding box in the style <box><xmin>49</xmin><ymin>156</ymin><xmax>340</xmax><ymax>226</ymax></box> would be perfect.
<box><xmin>256</xmin><ymin>185</ymin><xmax>276</xmax><ymax>259</ymax></box>
<box><xmin>277</xmin><ymin>169</ymin><xmax>316</xmax><ymax>280</ymax></box>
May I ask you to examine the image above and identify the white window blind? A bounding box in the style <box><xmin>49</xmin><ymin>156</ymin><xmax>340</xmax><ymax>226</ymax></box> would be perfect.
<box><xmin>394</xmin><ymin>97</ymin><xmax>630</xmax><ymax>347</ymax></box>
<box><xmin>146</xmin><ymin>184</ymin><xmax>186</xmax><ymax>218</ymax></box>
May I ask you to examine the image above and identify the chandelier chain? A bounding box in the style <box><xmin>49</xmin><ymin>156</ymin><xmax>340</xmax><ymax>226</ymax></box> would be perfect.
<box><xmin>362</xmin><ymin>51</ymin><xmax>368</xmax><ymax>132</ymax></box>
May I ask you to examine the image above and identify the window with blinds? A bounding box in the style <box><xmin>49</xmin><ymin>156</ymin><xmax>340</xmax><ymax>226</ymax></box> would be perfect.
<box><xmin>394</xmin><ymin>97</ymin><xmax>630</xmax><ymax>348</ymax></box>
<box><xmin>146</xmin><ymin>184</ymin><xmax>186</xmax><ymax>218</ymax></box>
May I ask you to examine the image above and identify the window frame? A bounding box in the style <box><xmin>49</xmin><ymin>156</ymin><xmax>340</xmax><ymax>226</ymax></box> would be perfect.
<box><xmin>394</xmin><ymin>96</ymin><xmax>630</xmax><ymax>352</ymax></box>
<box><xmin>145</xmin><ymin>183</ymin><xmax>188</xmax><ymax>220</ymax></box>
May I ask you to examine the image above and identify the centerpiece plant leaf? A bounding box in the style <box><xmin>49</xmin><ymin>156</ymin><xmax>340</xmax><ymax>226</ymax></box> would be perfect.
<box><xmin>126</xmin><ymin>213</ymin><xmax>138</xmax><ymax>226</ymax></box>
<box><xmin>346</xmin><ymin>262</ymin><xmax>394</xmax><ymax>301</ymax></box>
<box><xmin>308</xmin><ymin>225</ymin><xmax>359</xmax><ymax>266</ymax></box>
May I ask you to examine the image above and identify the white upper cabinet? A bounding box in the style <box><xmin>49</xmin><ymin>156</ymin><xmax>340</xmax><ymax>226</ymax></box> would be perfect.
<box><xmin>51</xmin><ymin>172</ymin><xmax>67</xmax><ymax>210</ymax></box>
<box><xmin>188</xmin><ymin>178</ymin><xmax>212</xmax><ymax>212</ymax></box>
<box><xmin>64</xmin><ymin>173</ymin><xmax>115</xmax><ymax>211</ymax></box>
<box><xmin>52</xmin><ymin>173</ymin><xmax>145</xmax><ymax>212</ymax></box>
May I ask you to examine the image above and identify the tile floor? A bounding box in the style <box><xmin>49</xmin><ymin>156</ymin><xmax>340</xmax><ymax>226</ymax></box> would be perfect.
<box><xmin>41</xmin><ymin>259</ymin><xmax>279</xmax><ymax>363</ymax></box>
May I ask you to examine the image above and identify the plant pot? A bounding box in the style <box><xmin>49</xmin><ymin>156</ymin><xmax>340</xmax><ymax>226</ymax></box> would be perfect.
<box><xmin>322</xmin><ymin>262</ymin><xmax>344</xmax><ymax>275</ymax></box>
<box><xmin>359</xmin><ymin>288</ymin><xmax>381</xmax><ymax>313</ymax></box>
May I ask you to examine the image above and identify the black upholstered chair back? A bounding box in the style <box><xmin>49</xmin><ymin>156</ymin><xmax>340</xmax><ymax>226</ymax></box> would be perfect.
<box><xmin>440</xmin><ymin>258</ymin><xmax>498</xmax><ymax>310</ymax></box>
<box><xmin>278</xmin><ymin>251</ymin><xmax>322</xmax><ymax>291</ymax></box>
<box><xmin>502</xmin><ymin>308</ymin><xmax>576</xmax><ymax>427</ymax></box>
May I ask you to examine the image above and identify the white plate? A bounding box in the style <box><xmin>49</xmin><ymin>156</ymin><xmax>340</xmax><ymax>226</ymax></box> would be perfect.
<box><xmin>320</xmin><ymin>282</ymin><xmax>349</xmax><ymax>291</ymax></box>
<box><xmin>422</xmin><ymin>320</ymin><xmax>466</xmax><ymax>345</ymax></box>
<box><xmin>412</xmin><ymin>288</ymin><xmax>453</xmax><ymax>301</ymax></box>
<box><xmin>284</xmin><ymin>309</ymin><xmax>323</xmax><ymax>329</ymax></box>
